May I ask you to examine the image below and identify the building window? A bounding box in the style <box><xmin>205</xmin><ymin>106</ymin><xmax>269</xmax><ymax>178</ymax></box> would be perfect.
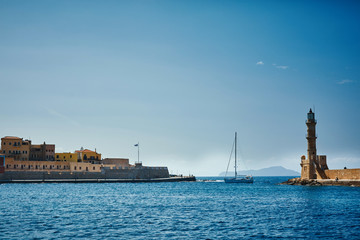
<box><xmin>3</xmin><ymin>142</ymin><xmax>5</xmax><ymax>145</ymax></box>
<box><xmin>93</xmin><ymin>167</ymin><xmax>95</xmax><ymax>170</ymax></box>
<box><xmin>70</xmin><ymin>155</ymin><xmax>72</xmax><ymax>158</ymax></box>
<box><xmin>74</xmin><ymin>166</ymin><xmax>77</xmax><ymax>170</ymax></box>
<box><xmin>86</xmin><ymin>167</ymin><xmax>88</xmax><ymax>171</ymax></box>
<box><xmin>79</xmin><ymin>167</ymin><xmax>82</xmax><ymax>170</ymax></box>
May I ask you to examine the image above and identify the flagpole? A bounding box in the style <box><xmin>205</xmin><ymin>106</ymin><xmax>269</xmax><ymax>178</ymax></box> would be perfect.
<box><xmin>137</xmin><ymin>142</ymin><xmax>140</xmax><ymax>163</ymax></box>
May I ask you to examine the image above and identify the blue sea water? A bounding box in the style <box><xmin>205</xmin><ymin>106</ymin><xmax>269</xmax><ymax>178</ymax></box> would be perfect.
<box><xmin>0</xmin><ymin>176</ymin><xmax>360</xmax><ymax>239</ymax></box>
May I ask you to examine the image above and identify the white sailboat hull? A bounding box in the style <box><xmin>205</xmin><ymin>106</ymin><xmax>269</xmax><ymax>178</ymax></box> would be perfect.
<box><xmin>224</xmin><ymin>176</ymin><xmax>254</xmax><ymax>183</ymax></box>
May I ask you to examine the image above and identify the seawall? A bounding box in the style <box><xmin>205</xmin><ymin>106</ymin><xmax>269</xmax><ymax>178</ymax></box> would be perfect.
<box><xmin>281</xmin><ymin>177</ymin><xmax>360</xmax><ymax>187</ymax></box>
<box><xmin>0</xmin><ymin>168</ymin><xmax>196</xmax><ymax>183</ymax></box>
<box><xmin>324</xmin><ymin>168</ymin><xmax>360</xmax><ymax>180</ymax></box>
<box><xmin>0</xmin><ymin>167</ymin><xmax>168</xmax><ymax>181</ymax></box>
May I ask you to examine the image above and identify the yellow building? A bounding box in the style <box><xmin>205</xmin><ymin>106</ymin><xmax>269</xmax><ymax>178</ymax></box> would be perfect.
<box><xmin>55</xmin><ymin>152</ymin><xmax>78</xmax><ymax>162</ymax></box>
<box><xmin>76</xmin><ymin>148</ymin><xmax>101</xmax><ymax>163</ymax></box>
<box><xmin>1</xmin><ymin>136</ymin><xmax>31</xmax><ymax>161</ymax></box>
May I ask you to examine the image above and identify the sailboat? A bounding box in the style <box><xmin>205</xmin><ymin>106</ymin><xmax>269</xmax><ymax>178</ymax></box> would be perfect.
<box><xmin>224</xmin><ymin>132</ymin><xmax>254</xmax><ymax>183</ymax></box>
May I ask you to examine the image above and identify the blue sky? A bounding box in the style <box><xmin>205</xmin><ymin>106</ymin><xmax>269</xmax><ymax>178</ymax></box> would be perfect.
<box><xmin>1</xmin><ymin>0</ymin><xmax>359</xmax><ymax>175</ymax></box>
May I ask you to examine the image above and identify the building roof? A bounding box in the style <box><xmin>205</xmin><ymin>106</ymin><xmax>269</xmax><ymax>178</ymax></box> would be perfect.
<box><xmin>1</xmin><ymin>136</ymin><xmax>22</xmax><ymax>140</ymax></box>
<box><xmin>75</xmin><ymin>149</ymin><xmax>97</xmax><ymax>153</ymax></box>
<box><xmin>103</xmin><ymin>158</ymin><xmax>129</xmax><ymax>160</ymax></box>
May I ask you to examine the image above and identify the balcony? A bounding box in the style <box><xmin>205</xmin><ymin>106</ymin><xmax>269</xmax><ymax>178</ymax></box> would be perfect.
<box><xmin>305</xmin><ymin>134</ymin><xmax>318</xmax><ymax>138</ymax></box>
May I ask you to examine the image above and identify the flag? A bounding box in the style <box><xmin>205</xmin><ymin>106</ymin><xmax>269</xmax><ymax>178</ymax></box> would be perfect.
<box><xmin>134</xmin><ymin>144</ymin><xmax>138</xmax><ymax>147</ymax></box>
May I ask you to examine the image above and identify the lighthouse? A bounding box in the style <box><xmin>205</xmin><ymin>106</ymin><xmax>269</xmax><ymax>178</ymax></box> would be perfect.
<box><xmin>300</xmin><ymin>109</ymin><xmax>317</xmax><ymax>179</ymax></box>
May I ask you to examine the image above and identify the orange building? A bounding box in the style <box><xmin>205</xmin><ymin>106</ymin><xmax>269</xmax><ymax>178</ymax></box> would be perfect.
<box><xmin>76</xmin><ymin>148</ymin><xmax>101</xmax><ymax>163</ymax></box>
<box><xmin>1</xmin><ymin>136</ymin><xmax>31</xmax><ymax>161</ymax></box>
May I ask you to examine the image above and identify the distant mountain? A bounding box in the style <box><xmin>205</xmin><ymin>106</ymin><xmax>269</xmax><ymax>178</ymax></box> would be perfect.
<box><xmin>219</xmin><ymin>166</ymin><xmax>300</xmax><ymax>177</ymax></box>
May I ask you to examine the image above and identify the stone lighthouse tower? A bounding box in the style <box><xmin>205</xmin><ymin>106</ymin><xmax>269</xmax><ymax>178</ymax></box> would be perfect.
<box><xmin>300</xmin><ymin>109</ymin><xmax>317</xmax><ymax>179</ymax></box>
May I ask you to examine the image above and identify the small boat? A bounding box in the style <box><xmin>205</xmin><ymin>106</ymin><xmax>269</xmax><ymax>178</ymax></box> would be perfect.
<box><xmin>224</xmin><ymin>132</ymin><xmax>254</xmax><ymax>183</ymax></box>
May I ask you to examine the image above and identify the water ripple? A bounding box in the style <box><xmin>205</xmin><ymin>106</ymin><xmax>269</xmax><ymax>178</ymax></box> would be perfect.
<box><xmin>0</xmin><ymin>177</ymin><xmax>360</xmax><ymax>239</ymax></box>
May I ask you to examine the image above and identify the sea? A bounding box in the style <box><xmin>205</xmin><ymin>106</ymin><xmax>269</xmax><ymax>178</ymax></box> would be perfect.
<box><xmin>0</xmin><ymin>176</ymin><xmax>359</xmax><ymax>239</ymax></box>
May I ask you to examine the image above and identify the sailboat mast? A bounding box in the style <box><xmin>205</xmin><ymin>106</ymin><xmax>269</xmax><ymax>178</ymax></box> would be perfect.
<box><xmin>235</xmin><ymin>132</ymin><xmax>237</xmax><ymax>177</ymax></box>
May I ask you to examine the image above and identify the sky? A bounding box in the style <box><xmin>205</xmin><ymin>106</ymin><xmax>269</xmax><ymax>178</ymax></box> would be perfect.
<box><xmin>1</xmin><ymin>0</ymin><xmax>360</xmax><ymax>176</ymax></box>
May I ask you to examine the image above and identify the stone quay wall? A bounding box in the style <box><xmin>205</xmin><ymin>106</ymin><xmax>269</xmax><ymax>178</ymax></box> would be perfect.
<box><xmin>104</xmin><ymin>167</ymin><xmax>169</xmax><ymax>179</ymax></box>
<box><xmin>0</xmin><ymin>167</ymin><xmax>169</xmax><ymax>181</ymax></box>
<box><xmin>324</xmin><ymin>168</ymin><xmax>360</xmax><ymax>180</ymax></box>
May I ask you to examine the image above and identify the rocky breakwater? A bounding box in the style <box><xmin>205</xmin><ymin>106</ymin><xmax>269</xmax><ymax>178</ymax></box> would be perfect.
<box><xmin>281</xmin><ymin>178</ymin><xmax>322</xmax><ymax>186</ymax></box>
<box><xmin>281</xmin><ymin>177</ymin><xmax>360</xmax><ymax>187</ymax></box>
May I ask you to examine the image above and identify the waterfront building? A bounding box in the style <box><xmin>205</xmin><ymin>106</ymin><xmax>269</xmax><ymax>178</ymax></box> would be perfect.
<box><xmin>0</xmin><ymin>154</ymin><xmax>4</xmax><ymax>173</ymax></box>
<box><xmin>30</xmin><ymin>142</ymin><xmax>55</xmax><ymax>161</ymax></box>
<box><xmin>4</xmin><ymin>157</ymin><xmax>102</xmax><ymax>172</ymax></box>
<box><xmin>1</xmin><ymin>136</ymin><xmax>31</xmax><ymax>161</ymax></box>
<box><xmin>75</xmin><ymin>148</ymin><xmax>101</xmax><ymax>164</ymax></box>
<box><xmin>0</xmin><ymin>135</ymin><xmax>172</xmax><ymax>182</ymax></box>
<box><xmin>55</xmin><ymin>152</ymin><xmax>78</xmax><ymax>162</ymax></box>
